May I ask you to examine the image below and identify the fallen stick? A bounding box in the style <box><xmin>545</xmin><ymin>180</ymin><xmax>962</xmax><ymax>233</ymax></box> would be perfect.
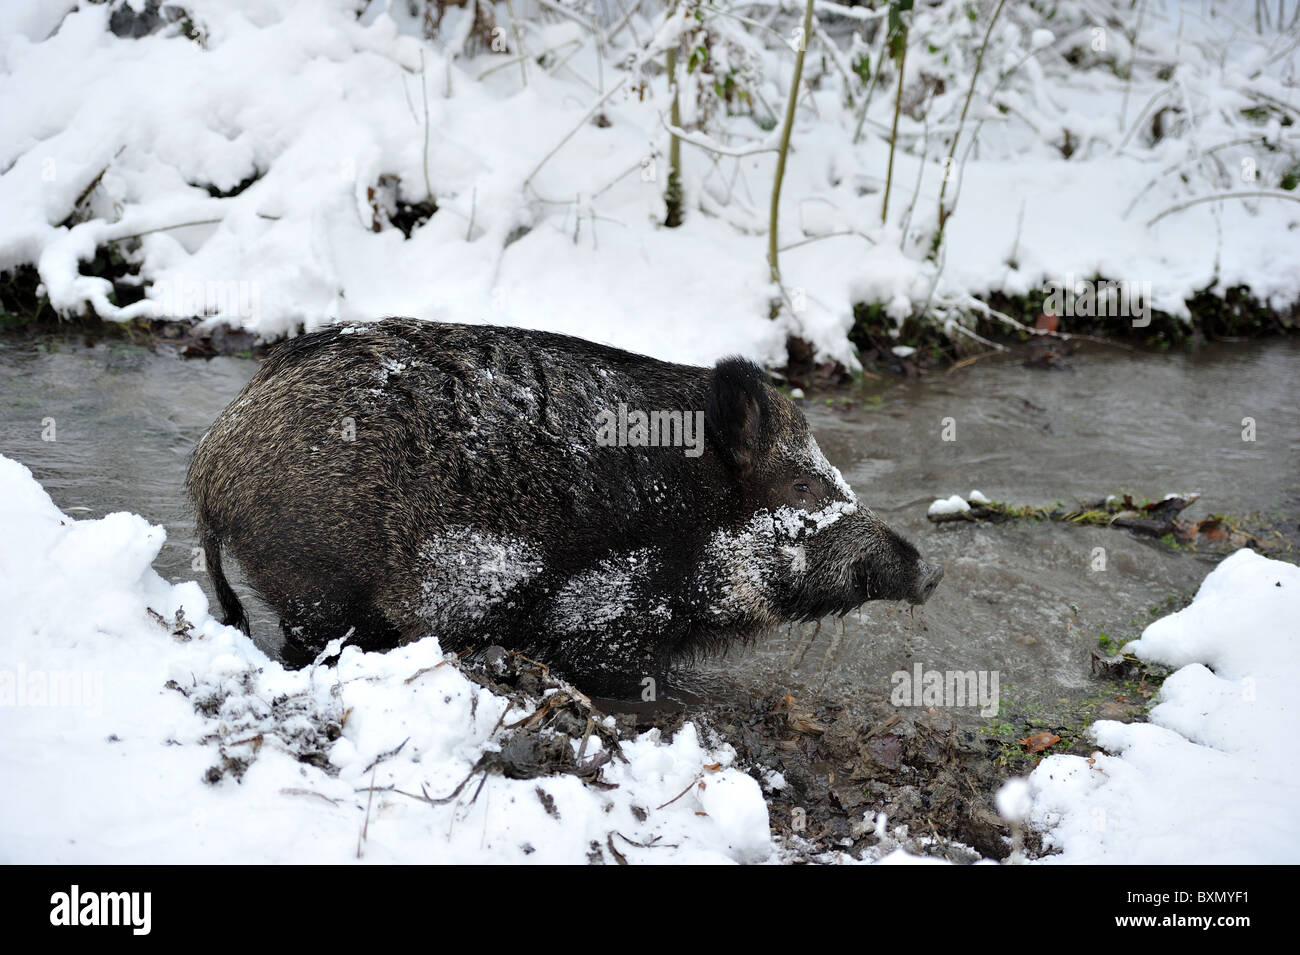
<box><xmin>928</xmin><ymin>492</ymin><xmax>1197</xmax><ymax>538</ymax></box>
<box><xmin>927</xmin><ymin>492</ymin><xmax>1283</xmax><ymax>553</ymax></box>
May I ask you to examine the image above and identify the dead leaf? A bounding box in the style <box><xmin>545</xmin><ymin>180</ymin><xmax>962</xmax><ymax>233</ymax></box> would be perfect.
<box><xmin>1019</xmin><ymin>731</ymin><xmax>1061</xmax><ymax>754</ymax></box>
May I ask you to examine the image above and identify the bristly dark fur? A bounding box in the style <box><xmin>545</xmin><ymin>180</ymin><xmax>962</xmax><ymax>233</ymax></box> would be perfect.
<box><xmin>186</xmin><ymin>318</ymin><xmax>938</xmax><ymax>693</ymax></box>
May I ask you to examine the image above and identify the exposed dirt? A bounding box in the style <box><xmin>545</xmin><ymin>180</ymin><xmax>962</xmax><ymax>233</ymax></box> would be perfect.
<box><xmin>466</xmin><ymin>650</ymin><xmax>1078</xmax><ymax>863</ymax></box>
<box><xmin>627</xmin><ymin>692</ymin><xmax>1026</xmax><ymax>863</ymax></box>
<box><xmin>168</xmin><ymin>635</ymin><xmax>1071</xmax><ymax>862</ymax></box>
<box><xmin>461</xmin><ymin>651</ymin><xmax>1083</xmax><ymax>863</ymax></box>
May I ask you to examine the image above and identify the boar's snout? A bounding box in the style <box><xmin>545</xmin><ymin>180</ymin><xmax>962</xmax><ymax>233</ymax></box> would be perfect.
<box><xmin>909</xmin><ymin>560</ymin><xmax>945</xmax><ymax>605</ymax></box>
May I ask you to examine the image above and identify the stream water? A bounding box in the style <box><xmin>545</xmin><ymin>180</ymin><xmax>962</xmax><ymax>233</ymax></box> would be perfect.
<box><xmin>2</xmin><ymin>333</ymin><xmax>1296</xmax><ymax>729</ymax></box>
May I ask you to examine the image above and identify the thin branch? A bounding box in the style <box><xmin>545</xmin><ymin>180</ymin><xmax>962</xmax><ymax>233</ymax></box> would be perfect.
<box><xmin>768</xmin><ymin>0</ymin><xmax>816</xmax><ymax>287</ymax></box>
<box><xmin>779</xmin><ymin>229</ymin><xmax>876</xmax><ymax>252</ymax></box>
<box><xmin>476</xmin><ymin>39</ymin><xmax>580</xmax><ymax>81</ymax></box>
<box><xmin>522</xmin><ymin>78</ymin><xmax>628</xmax><ymax>191</ymax></box>
<box><xmin>1145</xmin><ymin>189</ymin><xmax>1300</xmax><ymax>227</ymax></box>
<box><xmin>881</xmin><ymin>23</ymin><xmax>907</xmax><ymax>224</ymax></box>
<box><xmin>1119</xmin><ymin>0</ymin><xmax>1149</xmax><ymax>133</ymax></box>
<box><xmin>935</xmin><ymin>0</ymin><xmax>1007</xmax><ymax>235</ymax></box>
<box><xmin>659</xmin><ymin>114</ymin><xmax>778</xmax><ymax>157</ymax></box>
<box><xmin>952</xmin><ymin>295</ymin><xmax>1137</xmax><ymax>351</ymax></box>
<box><xmin>420</xmin><ymin>50</ymin><xmax>433</xmax><ymax>202</ymax></box>
<box><xmin>504</xmin><ymin>0</ymin><xmax>529</xmax><ymax>87</ymax></box>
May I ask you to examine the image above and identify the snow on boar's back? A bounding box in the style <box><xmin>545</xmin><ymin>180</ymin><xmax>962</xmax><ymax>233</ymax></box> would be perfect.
<box><xmin>187</xmin><ymin>318</ymin><xmax>943</xmax><ymax>690</ymax></box>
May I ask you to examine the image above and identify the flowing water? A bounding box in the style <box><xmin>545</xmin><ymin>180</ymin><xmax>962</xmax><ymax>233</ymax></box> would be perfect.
<box><xmin>2</xmin><ymin>333</ymin><xmax>1296</xmax><ymax>727</ymax></box>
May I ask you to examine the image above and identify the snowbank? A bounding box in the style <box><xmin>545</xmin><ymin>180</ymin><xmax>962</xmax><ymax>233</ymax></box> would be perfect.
<box><xmin>0</xmin><ymin>453</ymin><xmax>773</xmax><ymax>864</ymax></box>
<box><xmin>1027</xmin><ymin>548</ymin><xmax>1300</xmax><ymax>864</ymax></box>
<box><xmin>2</xmin><ymin>1</ymin><xmax>1296</xmax><ymax>368</ymax></box>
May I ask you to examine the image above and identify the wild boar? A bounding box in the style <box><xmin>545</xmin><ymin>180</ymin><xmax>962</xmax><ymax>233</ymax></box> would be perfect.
<box><xmin>187</xmin><ymin>318</ymin><xmax>942</xmax><ymax>689</ymax></box>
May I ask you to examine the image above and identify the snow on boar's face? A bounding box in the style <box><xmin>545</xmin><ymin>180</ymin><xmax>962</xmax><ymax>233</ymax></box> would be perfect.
<box><xmin>703</xmin><ymin>359</ymin><xmax>943</xmax><ymax>626</ymax></box>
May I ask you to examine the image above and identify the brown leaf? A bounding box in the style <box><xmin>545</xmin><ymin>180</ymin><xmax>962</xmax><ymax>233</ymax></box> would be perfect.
<box><xmin>1019</xmin><ymin>731</ymin><xmax>1061</xmax><ymax>754</ymax></box>
<box><xmin>865</xmin><ymin>734</ymin><xmax>903</xmax><ymax>770</ymax></box>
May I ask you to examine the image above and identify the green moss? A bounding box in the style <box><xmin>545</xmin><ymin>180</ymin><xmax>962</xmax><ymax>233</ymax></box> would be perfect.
<box><xmin>983</xmin><ymin>659</ymin><xmax>1168</xmax><ymax>771</ymax></box>
<box><xmin>849</xmin><ymin>300</ymin><xmax>955</xmax><ymax>365</ymax></box>
<box><xmin>0</xmin><ymin>265</ymin><xmax>56</xmax><ymax>326</ymax></box>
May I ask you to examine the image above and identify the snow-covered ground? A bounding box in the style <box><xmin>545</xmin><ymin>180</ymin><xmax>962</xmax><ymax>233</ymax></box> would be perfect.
<box><xmin>1028</xmin><ymin>546</ymin><xmax>1300</xmax><ymax>864</ymax></box>
<box><xmin>1</xmin><ymin>0</ymin><xmax>1297</xmax><ymax>368</ymax></box>
<box><xmin>0</xmin><ymin>453</ymin><xmax>777</xmax><ymax>864</ymax></box>
<box><xmin>3</xmin><ymin>452</ymin><xmax>1297</xmax><ymax>863</ymax></box>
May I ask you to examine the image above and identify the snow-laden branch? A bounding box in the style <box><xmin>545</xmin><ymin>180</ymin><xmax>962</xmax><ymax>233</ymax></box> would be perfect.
<box><xmin>658</xmin><ymin>113</ymin><xmax>780</xmax><ymax>156</ymax></box>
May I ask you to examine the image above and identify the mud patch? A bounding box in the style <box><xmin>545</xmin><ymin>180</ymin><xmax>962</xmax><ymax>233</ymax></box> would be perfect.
<box><xmin>627</xmin><ymin>692</ymin><xmax>1026</xmax><ymax>863</ymax></box>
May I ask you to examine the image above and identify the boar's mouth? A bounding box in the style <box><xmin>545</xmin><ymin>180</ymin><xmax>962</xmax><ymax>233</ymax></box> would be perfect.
<box><xmin>909</xmin><ymin>561</ymin><xmax>945</xmax><ymax>604</ymax></box>
<box><xmin>777</xmin><ymin>557</ymin><xmax>943</xmax><ymax>623</ymax></box>
<box><xmin>851</xmin><ymin>558</ymin><xmax>944</xmax><ymax>608</ymax></box>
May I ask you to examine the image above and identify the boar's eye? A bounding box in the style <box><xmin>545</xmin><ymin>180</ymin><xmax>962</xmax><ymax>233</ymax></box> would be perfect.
<box><xmin>793</xmin><ymin>476</ymin><xmax>823</xmax><ymax>499</ymax></box>
<box><xmin>790</xmin><ymin>475</ymin><xmax>826</xmax><ymax>503</ymax></box>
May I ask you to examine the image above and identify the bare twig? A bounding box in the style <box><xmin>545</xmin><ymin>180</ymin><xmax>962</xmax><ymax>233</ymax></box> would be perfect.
<box><xmin>357</xmin><ymin>766</ymin><xmax>376</xmax><ymax>859</ymax></box>
<box><xmin>420</xmin><ymin>49</ymin><xmax>433</xmax><ymax>202</ymax></box>
<box><xmin>881</xmin><ymin>22</ymin><xmax>907</xmax><ymax>224</ymax></box>
<box><xmin>1119</xmin><ymin>0</ymin><xmax>1149</xmax><ymax>133</ymax></box>
<box><xmin>935</xmin><ymin>0</ymin><xmax>1007</xmax><ymax>236</ymax></box>
<box><xmin>659</xmin><ymin>115</ymin><xmax>778</xmax><ymax>157</ymax></box>
<box><xmin>362</xmin><ymin>736</ymin><xmax>411</xmax><ymax>775</ymax></box>
<box><xmin>1145</xmin><ymin>189</ymin><xmax>1300</xmax><ymax>226</ymax></box>
<box><xmin>503</xmin><ymin>0</ymin><xmax>529</xmax><ymax>87</ymax></box>
<box><xmin>522</xmin><ymin>79</ymin><xmax>627</xmax><ymax>191</ymax></box>
<box><xmin>954</xmin><ymin>295</ymin><xmax>1137</xmax><ymax>351</ymax></box>
<box><xmin>769</xmin><ymin>0</ymin><xmax>817</xmax><ymax>287</ymax></box>
<box><xmin>655</xmin><ymin>773</ymin><xmax>704</xmax><ymax>811</ymax></box>
<box><xmin>778</xmin><ymin>229</ymin><xmax>876</xmax><ymax>252</ymax></box>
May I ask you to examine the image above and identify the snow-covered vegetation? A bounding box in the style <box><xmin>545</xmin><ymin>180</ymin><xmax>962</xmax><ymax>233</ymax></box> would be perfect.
<box><xmin>2</xmin><ymin>0</ymin><xmax>1297</xmax><ymax>366</ymax></box>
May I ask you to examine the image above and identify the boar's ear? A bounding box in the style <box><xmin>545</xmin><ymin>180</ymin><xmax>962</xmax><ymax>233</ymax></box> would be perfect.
<box><xmin>706</xmin><ymin>357</ymin><xmax>772</xmax><ymax>474</ymax></box>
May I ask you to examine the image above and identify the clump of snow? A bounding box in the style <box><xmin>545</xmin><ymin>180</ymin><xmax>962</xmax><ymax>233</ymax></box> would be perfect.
<box><xmin>416</xmin><ymin>526</ymin><xmax>544</xmax><ymax>626</ymax></box>
<box><xmin>995</xmin><ymin>778</ymin><xmax>1031</xmax><ymax>823</ymax></box>
<box><xmin>1027</xmin><ymin>548</ymin><xmax>1300</xmax><ymax>864</ymax></box>
<box><xmin>0</xmin><ymin>453</ymin><xmax>773</xmax><ymax>863</ymax></box>
<box><xmin>967</xmin><ymin>490</ymin><xmax>991</xmax><ymax>504</ymax></box>
<box><xmin>772</xmin><ymin>499</ymin><xmax>859</xmax><ymax>537</ymax></box>
<box><xmin>928</xmin><ymin>494</ymin><xmax>971</xmax><ymax>516</ymax></box>
<box><xmin>549</xmin><ymin>547</ymin><xmax>661</xmax><ymax>634</ymax></box>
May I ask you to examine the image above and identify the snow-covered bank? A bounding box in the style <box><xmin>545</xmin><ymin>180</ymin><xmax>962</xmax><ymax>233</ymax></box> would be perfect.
<box><xmin>1027</xmin><ymin>547</ymin><xmax>1300</xmax><ymax>863</ymax></box>
<box><xmin>3</xmin><ymin>450</ymin><xmax>1298</xmax><ymax>863</ymax></box>
<box><xmin>1</xmin><ymin>1</ymin><xmax>1297</xmax><ymax>367</ymax></box>
<box><xmin>0</xmin><ymin>453</ymin><xmax>773</xmax><ymax>864</ymax></box>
